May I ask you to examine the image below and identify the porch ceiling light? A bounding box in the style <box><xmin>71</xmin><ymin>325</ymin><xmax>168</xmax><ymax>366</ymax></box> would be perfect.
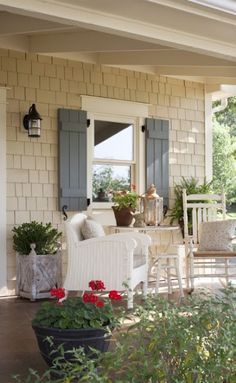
<box><xmin>23</xmin><ymin>104</ymin><xmax>42</xmax><ymax>138</ymax></box>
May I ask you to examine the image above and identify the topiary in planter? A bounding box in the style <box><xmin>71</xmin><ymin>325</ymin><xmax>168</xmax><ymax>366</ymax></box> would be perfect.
<box><xmin>12</xmin><ymin>221</ymin><xmax>62</xmax><ymax>300</ymax></box>
<box><xmin>12</xmin><ymin>221</ymin><xmax>61</xmax><ymax>255</ymax></box>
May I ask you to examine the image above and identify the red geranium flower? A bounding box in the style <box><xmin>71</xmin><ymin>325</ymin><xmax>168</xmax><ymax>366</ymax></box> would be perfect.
<box><xmin>82</xmin><ymin>292</ymin><xmax>99</xmax><ymax>304</ymax></box>
<box><xmin>109</xmin><ymin>290</ymin><xmax>122</xmax><ymax>301</ymax></box>
<box><xmin>96</xmin><ymin>300</ymin><xmax>105</xmax><ymax>308</ymax></box>
<box><xmin>50</xmin><ymin>287</ymin><xmax>65</xmax><ymax>299</ymax></box>
<box><xmin>89</xmin><ymin>280</ymin><xmax>106</xmax><ymax>291</ymax></box>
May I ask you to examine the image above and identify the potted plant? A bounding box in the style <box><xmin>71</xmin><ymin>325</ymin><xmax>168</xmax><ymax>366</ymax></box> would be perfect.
<box><xmin>18</xmin><ymin>286</ymin><xmax>236</xmax><ymax>382</ymax></box>
<box><xmin>112</xmin><ymin>188</ymin><xmax>140</xmax><ymax>226</ymax></box>
<box><xmin>32</xmin><ymin>280</ymin><xmax>122</xmax><ymax>368</ymax></box>
<box><xmin>12</xmin><ymin>221</ymin><xmax>62</xmax><ymax>301</ymax></box>
<box><xmin>169</xmin><ymin>177</ymin><xmax>212</xmax><ymax>235</ymax></box>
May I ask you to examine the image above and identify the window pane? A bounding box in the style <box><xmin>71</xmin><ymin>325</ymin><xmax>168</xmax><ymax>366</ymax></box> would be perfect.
<box><xmin>94</xmin><ymin>120</ymin><xmax>133</xmax><ymax>160</ymax></box>
<box><xmin>92</xmin><ymin>164</ymin><xmax>131</xmax><ymax>202</ymax></box>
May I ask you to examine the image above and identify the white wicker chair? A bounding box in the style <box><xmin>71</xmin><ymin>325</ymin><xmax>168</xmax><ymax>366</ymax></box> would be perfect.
<box><xmin>63</xmin><ymin>213</ymin><xmax>151</xmax><ymax>308</ymax></box>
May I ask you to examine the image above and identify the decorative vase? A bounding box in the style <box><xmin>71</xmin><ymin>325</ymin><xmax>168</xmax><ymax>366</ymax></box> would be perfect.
<box><xmin>32</xmin><ymin>325</ymin><xmax>111</xmax><ymax>367</ymax></box>
<box><xmin>112</xmin><ymin>206</ymin><xmax>134</xmax><ymax>226</ymax></box>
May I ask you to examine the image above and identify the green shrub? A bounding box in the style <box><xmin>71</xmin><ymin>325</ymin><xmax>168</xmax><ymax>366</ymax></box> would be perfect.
<box><xmin>12</xmin><ymin>221</ymin><xmax>61</xmax><ymax>255</ymax></box>
<box><xmin>13</xmin><ymin>286</ymin><xmax>236</xmax><ymax>383</ymax></box>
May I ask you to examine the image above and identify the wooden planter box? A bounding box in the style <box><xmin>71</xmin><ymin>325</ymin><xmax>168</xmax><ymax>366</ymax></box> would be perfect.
<box><xmin>16</xmin><ymin>252</ymin><xmax>62</xmax><ymax>301</ymax></box>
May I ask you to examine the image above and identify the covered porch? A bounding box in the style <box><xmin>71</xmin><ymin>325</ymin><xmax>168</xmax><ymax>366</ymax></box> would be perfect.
<box><xmin>1</xmin><ymin>0</ymin><xmax>236</xmax><ymax>298</ymax></box>
<box><xmin>0</xmin><ymin>0</ymin><xmax>236</xmax><ymax>379</ymax></box>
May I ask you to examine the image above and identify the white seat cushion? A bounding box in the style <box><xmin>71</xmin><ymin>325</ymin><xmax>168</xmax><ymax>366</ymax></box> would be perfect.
<box><xmin>198</xmin><ymin>219</ymin><xmax>236</xmax><ymax>252</ymax></box>
<box><xmin>81</xmin><ymin>219</ymin><xmax>105</xmax><ymax>239</ymax></box>
<box><xmin>133</xmin><ymin>253</ymin><xmax>146</xmax><ymax>268</ymax></box>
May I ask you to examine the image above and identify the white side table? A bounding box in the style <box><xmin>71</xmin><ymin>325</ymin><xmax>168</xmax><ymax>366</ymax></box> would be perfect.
<box><xmin>109</xmin><ymin>224</ymin><xmax>183</xmax><ymax>295</ymax></box>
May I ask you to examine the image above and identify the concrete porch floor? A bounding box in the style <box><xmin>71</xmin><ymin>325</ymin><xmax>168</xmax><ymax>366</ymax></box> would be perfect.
<box><xmin>0</xmin><ymin>279</ymin><xmax>232</xmax><ymax>383</ymax></box>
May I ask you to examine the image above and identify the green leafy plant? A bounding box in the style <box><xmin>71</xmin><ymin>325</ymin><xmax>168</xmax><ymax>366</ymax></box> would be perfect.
<box><xmin>112</xmin><ymin>190</ymin><xmax>139</xmax><ymax>211</ymax></box>
<box><xmin>15</xmin><ymin>286</ymin><xmax>236</xmax><ymax>383</ymax></box>
<box><xmin>32</xmin><ymin>281</ymin><xmax>122</xmax><ymax>331</ymax></box>
<box><xmin>12</xmin><ymin>221</ymin><xmax>62</xmax><ymax>255</ymax></box>
<box><xmin>169</xmin><ymin>176</ymin><xmax>212</xmax><ymax>225</ymax></box>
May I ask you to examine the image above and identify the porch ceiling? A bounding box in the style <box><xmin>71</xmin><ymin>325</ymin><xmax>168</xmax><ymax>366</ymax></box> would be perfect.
<box><xmin>0</xmin><ymin>0</ymin><xmax>235</xmax><ymax>95</ymax></box>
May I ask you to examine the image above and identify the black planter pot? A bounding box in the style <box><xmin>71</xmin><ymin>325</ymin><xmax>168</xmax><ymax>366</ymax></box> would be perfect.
<box><xmin>32</xmin><ymin>325</ymin><xmax>111</xmax><ymax>367</ymax></box>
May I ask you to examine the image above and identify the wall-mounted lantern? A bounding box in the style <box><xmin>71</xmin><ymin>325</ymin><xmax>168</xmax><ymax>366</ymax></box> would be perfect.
<box><xmin>141</xmin><ymin>184</ymin><xmax>163</xmax><ymax>226</ymax></box>
<box><xmin>23</xmin><ymin>104</ymin><xmax>42</xmax><ymax>138</ymax></box>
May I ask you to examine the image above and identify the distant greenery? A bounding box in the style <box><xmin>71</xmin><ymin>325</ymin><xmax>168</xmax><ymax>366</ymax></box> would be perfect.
<box><xmin>92</xmin><ymin>166</ymin><xmax>130</xmax><ymax>201</ymax></box>
<box><xmin>213</xmin><ymin>97</ymin><xmax>236</xmax><ymax>203</ymax></box>
<box><xmin>214</xmin><ymin>97</ymin><xmax>236</xmax><ymax>137</ymax></box>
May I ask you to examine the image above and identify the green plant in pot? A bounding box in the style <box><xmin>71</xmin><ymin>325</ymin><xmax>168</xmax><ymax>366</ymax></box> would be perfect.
<box><xmin>32</xmin><ymin>280</ymin><xmax>123</xmax><ymax>369</ymax></box>
<box><xmin>112</xmin><ymin>189</ymin><xmax>140</xmax><ymax>226</ymax></box>
<box><xmin>169</xmin><ymin>177</ymin><xmax>212</xmax><ymax>234</ymax></box>
<box><xmin>13</xmin><ymin>221</ymin><xmax>61</xmax><ymax>255</ymax></box>
<box><xmin>12</xmin><ymin>221</ymin><xmax>62</xmax><ymax>301</ymax></box>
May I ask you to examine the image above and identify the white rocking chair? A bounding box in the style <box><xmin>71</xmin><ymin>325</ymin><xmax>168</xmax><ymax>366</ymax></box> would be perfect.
<box><xmin>183</xmin><ymin>189</ymin><xmax>236</xmax><ymax>290</ymax></box>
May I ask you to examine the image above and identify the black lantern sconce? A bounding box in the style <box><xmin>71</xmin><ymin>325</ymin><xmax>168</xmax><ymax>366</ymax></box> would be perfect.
<box><xmin>23</xmin><ymin>104</ymin><xmax>42</xmax><ymax>138</ymax></box>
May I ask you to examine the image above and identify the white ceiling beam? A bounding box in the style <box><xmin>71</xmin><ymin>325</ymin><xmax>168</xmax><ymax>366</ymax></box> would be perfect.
<box><xmin>146</xmin><ymin>0</ymin><xmax>236</xmax><ymax>24</ymax></box>
<box><xmin>155</xmin><ymin>66</ymin><xmax>236</xmax><ymax>77</ymax></box>
<box><xmin>30</xmin><ymin>31</ymin><xmax>164</xmax><ymax>53</ymax></box>
<box><xmin>188</xmin><ymin>0</ymin><xmax>236</xmax><ymax>16</ymax></box>
<box><xmin>46</xmin><ymin>52</ymin><xmax>97</xmax><ymax>64</ymax></box>
<box><xmin>0</xmin><ymin>11</ymin><xmax>71</xmax><ymax>36</ymax></box>
<box><xmin>205</xmin><ymin>77</ymin><xmax>236</xmax><ymax>85</ymax></box>
<box><xmin>98</xmin><ymin>50</ymin><xmax>235</xmax><ymax>66</ymax></box>
<box><xmin>0</xmin><ymin>0</ymin><xmax>236</xmax><ymax>61</ymax></box>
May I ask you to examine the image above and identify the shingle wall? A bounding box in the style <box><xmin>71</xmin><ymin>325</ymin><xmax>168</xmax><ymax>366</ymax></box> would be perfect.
<box><xmin>0</xmin><ymin>49</ymin><xmax>205</xmax><ymax>294</ymax></box>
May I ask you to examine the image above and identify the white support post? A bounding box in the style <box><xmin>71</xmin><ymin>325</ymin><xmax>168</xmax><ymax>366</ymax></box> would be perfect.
<box><xmin>204</xmin><ymin>91</ymin><xmax>213</xmax><ymax>182</ymax></box>
<box><xmin>0</xmin><ymin>88</ymin><xmax>7</xmax><ymax>296</ymax></box>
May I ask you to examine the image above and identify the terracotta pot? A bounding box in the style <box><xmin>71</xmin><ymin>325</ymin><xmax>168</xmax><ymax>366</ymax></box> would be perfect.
<box><xmin>112</xmin><ymin>206</ymin><xmax>134</xmax><ymax>226</ymax></box>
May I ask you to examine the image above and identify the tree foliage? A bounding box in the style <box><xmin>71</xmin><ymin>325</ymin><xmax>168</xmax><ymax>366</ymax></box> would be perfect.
<box><xmin>214</xmin><ymin>97</ymin><xmax>236</xmax><ymax>137</ymax></box>
<box><xmin>212</xmin><ymin>118</ymin><xmax>236</xmax><ymax>203</ymax></box>
<box><xmin>92</xmin><ymin>166</ymin><xmax>130</xmax><ymax>200</ymax></box>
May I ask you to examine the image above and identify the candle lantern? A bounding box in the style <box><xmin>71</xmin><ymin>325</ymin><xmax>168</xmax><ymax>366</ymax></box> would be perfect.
<box><xmin>141</xmin><ymin>184</ymin><xmax>163</xmax><ymax>226</ymax></box>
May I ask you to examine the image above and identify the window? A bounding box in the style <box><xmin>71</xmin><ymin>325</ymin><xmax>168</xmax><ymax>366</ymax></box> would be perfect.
<box><xmin>58</xmin><ymin>103</ymin><xmax>169</xmax><ymax>212</ymax></box>
<box><xmin>92</xmin><ymin>120</ymin><xmax>135</xmax><ymax>202</ymax></box>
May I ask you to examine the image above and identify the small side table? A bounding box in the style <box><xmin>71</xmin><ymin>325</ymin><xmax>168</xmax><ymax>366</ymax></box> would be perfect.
<box><xmin>109</xmin><ymin>224</ymin><xmax>183</xmax><ymax>296</ymax></box>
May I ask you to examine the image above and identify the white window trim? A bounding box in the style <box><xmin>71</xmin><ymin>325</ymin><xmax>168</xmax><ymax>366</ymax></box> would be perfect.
<box><xmin>0</xmin><ymin>87</ymin><xmax>7</xmax><ymax>296</ymax></box>
<box><xmin>81</xmin><ymin>96</ymin><xmax>149</xmax><ymax>209</ymax></box>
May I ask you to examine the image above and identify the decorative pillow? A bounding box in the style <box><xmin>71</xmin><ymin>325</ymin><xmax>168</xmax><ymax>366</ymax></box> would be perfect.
<box><xmin>198</xmin><ymin>219</ymin><xmax>236</xmax><ymax>251</ymax></box>
<box><xmin>81</xmin><ymin>219</ymin><xmax>105</xmax><ymax>239</ymax></box>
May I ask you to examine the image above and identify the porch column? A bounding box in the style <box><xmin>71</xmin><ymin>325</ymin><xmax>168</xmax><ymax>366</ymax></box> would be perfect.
<box><xmin>0</xmin><ymin>87</ymin><xmax>7</xmax><ymax>296</ymax></box>
<box><xmin>205</xmin><ymin>91</ymin><xmax>213</xmax><ymax>181</ymax></box>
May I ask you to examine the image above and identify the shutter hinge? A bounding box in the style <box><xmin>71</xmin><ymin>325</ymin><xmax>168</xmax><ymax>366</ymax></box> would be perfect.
<box><xmin>141</xmin><ymin>125</ymin><xmax>146</xmax><ymax>133</ymax></box>
<box><xmin>87</xmin><ymin>119</ymin><xmax>90</xmax><ymax>127</ymax></box>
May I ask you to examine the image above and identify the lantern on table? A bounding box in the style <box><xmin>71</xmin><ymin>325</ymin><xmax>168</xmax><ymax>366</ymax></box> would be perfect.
<box><xmin>141</xmin><ymin>184</ymin><xmax>163</xmax><ymax>226</ymax></box>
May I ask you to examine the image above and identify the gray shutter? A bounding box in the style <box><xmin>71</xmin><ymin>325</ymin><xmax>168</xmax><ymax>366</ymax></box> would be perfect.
<box><xmin>145</xmin><ymin>118</ymin><xmax>169</xmax><ymax>207</ymax></box>
<box><xmin>58</xmin><ymin>108</ymin><xmax>87</xmax><ymax>211</ymax></box>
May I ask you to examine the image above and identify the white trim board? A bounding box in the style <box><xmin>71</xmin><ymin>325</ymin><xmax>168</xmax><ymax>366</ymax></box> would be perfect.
<box><xmin>0</xmin><ymin>87</ymin><xmax>7</xmax><ymax>296</ymax></box>
<box><xmin>81</xmin><ymin>96</ymin><xmax>149</xmax><ymax>117</ymax></box>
